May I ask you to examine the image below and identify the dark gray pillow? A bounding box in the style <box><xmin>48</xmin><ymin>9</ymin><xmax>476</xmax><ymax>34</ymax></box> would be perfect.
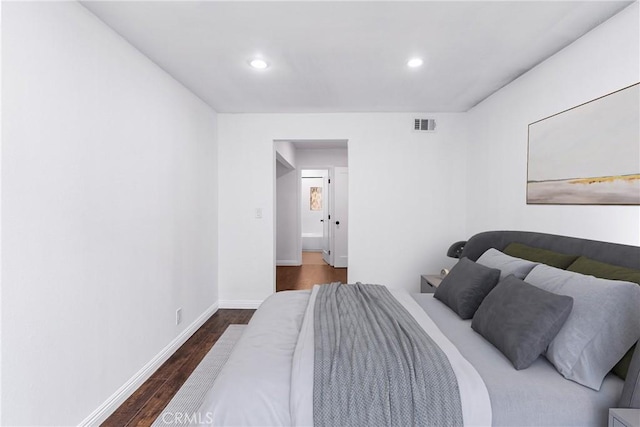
<box><xmin>434</xmin><ymin>258</ymin><xmax>501</xmax><ymax>319</ymax></box>
<box><xmin>472</xmin><ymin>275</ymin><xmax>574</xmax><ymax>370</ymax></box>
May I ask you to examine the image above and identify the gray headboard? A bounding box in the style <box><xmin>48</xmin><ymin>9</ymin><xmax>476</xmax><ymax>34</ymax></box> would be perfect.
<box><xmin>460</xmin><ymin>230</ymin><xmax>640</xmax><ymax>408</ymax></box>
<box><xmin>461</xmin><ymin>230</ymin><xmax>640</xmax><ymax>270</ymax></box>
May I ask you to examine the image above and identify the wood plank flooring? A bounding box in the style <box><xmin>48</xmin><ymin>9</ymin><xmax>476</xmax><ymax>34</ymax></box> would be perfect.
<box><xmin>101</xmin><ymin>309</ymin><xmax>254</xmax><ymax>427</ymax></box>
<box><xmin>276</xmin><ymin>251</ymin><xmax>348</xmax><ymax>291</ymax></box>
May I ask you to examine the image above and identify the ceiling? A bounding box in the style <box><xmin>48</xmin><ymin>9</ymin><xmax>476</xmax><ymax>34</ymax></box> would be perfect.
<box><xmin>82</xmin><ymin>1</ymin><xmax>633</xmax><ymax>113</ymax></box>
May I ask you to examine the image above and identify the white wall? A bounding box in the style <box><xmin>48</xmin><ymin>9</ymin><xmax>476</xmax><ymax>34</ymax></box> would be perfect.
<box><xmin>275</xmin><ymin>140</ymin><xmax>297</xmax><ymax>169</ymax></box>
<box><xmin>276</xmin><ymin>169</ymin><xmax>299</xmax><ymax>264</ymax></box>
<box><xmin>275</xmin><ymin>141</ymin><xmax>299</xmax><ymax>264</ymax></box>
<box><xmin>297</xmin><ymin>148</ymin><xmax>348</xmax><ymax>167</ymax></box>
<box><xmin>301</xmin><ymin>169</ymin><xmax>330</xmax><ymax>178</ymax></box>
<box><xmin>0</xmin><ymin>2</ymin><xmax>4</xmax><ymax>422</ymax></box>
<box><xmin>466</xmin><ymin>2</ymin><xmax>640</xmax><ymax>245</ymax></box>
<box><xmin>2</xmin><ymin>3</ymin><xmax>218</xmax><ymax>425</ymax></box>
<box><xmin>218</xmin><ymin>113</ymin><xmax>468</xmax><ymax>305</ymax></box>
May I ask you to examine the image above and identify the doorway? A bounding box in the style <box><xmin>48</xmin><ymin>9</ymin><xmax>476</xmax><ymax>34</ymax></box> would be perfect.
<box><xmin>275</xmin><ymin>140</ymin><xmax>348</xmax><ymax>292</ymax></box>
<box><xmin>301</xmin><ymin>167</ymin><xmax>348</xmax><ymax>268</ymax></box>
<box><xmin>301</xmin><ymin>169</ymin><xmax>328</xmax><ymax>261</ymax></box>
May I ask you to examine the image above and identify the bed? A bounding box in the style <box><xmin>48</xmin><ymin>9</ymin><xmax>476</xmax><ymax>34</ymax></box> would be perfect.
<box><xmin>198</xmin><ymin>231</ymin><xmax>640</xmax><ymax>426</ymax></box>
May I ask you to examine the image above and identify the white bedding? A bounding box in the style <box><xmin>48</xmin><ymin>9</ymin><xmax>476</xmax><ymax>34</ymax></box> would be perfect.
<box><xmin>198</xmin><ymin>286</ymin><xmax>492</xmax><ymax>426</ymax></box>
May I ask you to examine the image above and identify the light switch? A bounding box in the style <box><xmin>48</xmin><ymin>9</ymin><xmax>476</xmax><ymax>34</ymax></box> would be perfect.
<box><xmin>255</xmin><ymin>208</ymin><xmax>263</xmax><ymax>219</ymax></box>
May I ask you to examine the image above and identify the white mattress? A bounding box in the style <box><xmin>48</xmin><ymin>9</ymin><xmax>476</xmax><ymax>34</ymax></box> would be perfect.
<box><xmin>411</xmin><ymin>293</ymin><xmax>624</xmax><ymax>427</ymax></box>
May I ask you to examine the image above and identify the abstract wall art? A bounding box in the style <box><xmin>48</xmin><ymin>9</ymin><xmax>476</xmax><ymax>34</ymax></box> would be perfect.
<box><xmin>527</xmin><ymin>83</ymin><xmax>639</xmax><ymax>205</ymax></box>
<box><xmin>310</xmin><ymin>187</ymin><xmax>323</xmax><ymax>210</ymax></box>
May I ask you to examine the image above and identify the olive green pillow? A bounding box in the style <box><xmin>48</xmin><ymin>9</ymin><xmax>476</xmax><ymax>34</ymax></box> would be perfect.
<box><xmin>566</xmin><ymin>256</ymin><xmax>640</xmax><ymax>285</ymax></box>
<box><xmin>613</xmin><ymin>349</ymin><xmax>635</xmax><ymax>380</ymax></box>
<box><xmin>503</xmin><ymin>243</ymin><xmax>578</xmax><ymax>269</ymax></box>
<box><xmin>567</xmin><ymin>256</ymin><xmax>640</xmax><ymax>380</ymax></box>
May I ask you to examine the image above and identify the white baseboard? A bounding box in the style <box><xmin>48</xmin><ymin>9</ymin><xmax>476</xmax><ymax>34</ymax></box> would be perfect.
<box><xmin>276</xmin><ymin>259</ymin><xmax>301</xmax><ymax>266</ymax></box>
<box><xmin>79</xmin><ymin>302</ymin><xmax>219</xmax><ymax>426</ymax></box>
<box><xmin>219</xmin><ymin>299</ymin><xmax>263</xmax><ymax>309</ymax></box>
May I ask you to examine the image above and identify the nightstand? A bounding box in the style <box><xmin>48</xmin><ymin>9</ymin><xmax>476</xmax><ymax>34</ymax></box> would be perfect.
<box><xmin>420</xmin><ymin>274</ymin><xmax>443</xmax><ymax>293</ymax></box>
<box><xmin>609</xmin><ymin>408</ymin><xmax>640</xmax><ymax>427</ymax></box>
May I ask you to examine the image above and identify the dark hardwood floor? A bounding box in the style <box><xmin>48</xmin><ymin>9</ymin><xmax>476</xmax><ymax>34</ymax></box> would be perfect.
<box><xmin>276</xmin><ymin>251</ymin><xmax>347</xmax><ymax>291</ymax></box>
<box><xmin>101</xmin><ymin>309</ymin><xmax>254</xmax><ymax>427</ymax></box>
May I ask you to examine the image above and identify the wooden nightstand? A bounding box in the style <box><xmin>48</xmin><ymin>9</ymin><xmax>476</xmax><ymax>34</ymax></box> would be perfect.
<box><xmin>609</xmin><ymin>408</ymin><xmax>640</xmax><ymax>427</ymax></box>
<box><xmin>420</xmin><ymin>274</ymin><xmax>443</xmax><ymax>293</ymax></box>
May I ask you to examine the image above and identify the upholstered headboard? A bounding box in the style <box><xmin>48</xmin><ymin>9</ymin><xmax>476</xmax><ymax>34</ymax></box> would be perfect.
<box><xmin>461</xmin><ymin>230</ymin><xmax>640</xmax><ymax>408</ymax></box>
<box><xmin>461</xmin><ymin>230</ymin><xmax>640</xmax><ymax>270</ymax></box>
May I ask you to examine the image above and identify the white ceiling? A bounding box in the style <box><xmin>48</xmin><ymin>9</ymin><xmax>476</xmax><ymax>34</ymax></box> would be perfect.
<box><xmin>82</xmin><ymin>1</ymin><xmax>633</xmax><ymax>113</ymax></box>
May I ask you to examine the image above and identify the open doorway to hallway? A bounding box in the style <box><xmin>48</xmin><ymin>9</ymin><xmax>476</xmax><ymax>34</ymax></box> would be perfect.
<box><xmin>275</xmin><ymin>139</ymin><xmax>348</xmax><ymax>292</ymax></box>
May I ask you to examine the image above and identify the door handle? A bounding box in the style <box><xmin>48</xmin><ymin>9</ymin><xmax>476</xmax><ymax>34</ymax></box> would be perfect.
<box><xmin>335</xmin><ymin>221</ymin><xmax>340</xmax><ymax>225</ymax></box>
<box><xmin>320</xmin><ymin>219</ymin><xmax>324</xmax><ymax>222</ymax></box>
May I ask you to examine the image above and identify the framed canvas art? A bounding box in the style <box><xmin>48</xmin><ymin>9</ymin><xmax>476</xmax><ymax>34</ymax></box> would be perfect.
<box><xmin>310</xmin><ymin>187</ymin><xmax>322</xmax><ymax>211</ymax></box>
<box><xmin>527</xmin><ymin>83</ymin><xmax>639</xmax><ymax>205</ymax></box>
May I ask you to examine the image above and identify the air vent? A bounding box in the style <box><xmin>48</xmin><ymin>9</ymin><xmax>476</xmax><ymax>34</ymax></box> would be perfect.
<box><xmin>413</xmin><ymin>118</ymin><xmax>436</xmax><ymax>132</ymax></box>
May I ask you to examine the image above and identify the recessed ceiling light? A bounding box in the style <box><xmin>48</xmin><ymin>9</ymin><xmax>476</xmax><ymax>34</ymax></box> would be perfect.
<box><xmin>407</xmin><ymin>58</ymin><xmax>423</xmax><ymax>68</ymax></box>
<box><xmin>250</xmin><ymin>58</ymin><xmax>269</xmax><ymax>70</ymax></box>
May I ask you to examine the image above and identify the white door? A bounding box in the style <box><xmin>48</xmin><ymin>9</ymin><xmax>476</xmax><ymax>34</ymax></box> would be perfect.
<box><xmin>321</xmin><ymin>172</ymin><xmax>331</xmax><ymax>265</ymax></box>
<box><xmin>331</xmin><ymin>167</ymin><xmax>348</xmax><ymax>268</ymax></box>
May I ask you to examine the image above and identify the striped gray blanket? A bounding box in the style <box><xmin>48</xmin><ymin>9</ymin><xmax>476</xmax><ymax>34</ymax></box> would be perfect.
<box><xmin>313</xmin><ymin>283</ymin><xmax>464</xmax><ymax>426</ymax></box>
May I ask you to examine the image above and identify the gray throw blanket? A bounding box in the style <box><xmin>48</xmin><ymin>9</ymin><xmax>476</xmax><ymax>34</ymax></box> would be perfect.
<box><xmin>313</xmin><ymin>283</ymin><xmax>464</xmax><ymax>427</ymax></box>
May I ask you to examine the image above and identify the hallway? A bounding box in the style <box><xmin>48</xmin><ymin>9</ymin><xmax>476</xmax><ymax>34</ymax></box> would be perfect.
<box><xmin>276</xmin><ymin>252</ymin><xmax>347</xmax><ymax>291</ymax></box>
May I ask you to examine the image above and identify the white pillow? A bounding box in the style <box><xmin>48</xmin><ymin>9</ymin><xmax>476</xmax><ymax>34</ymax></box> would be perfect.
<box><xmin>525</xmin><ymin>264</ymin><xmax>640</xmax><ymax>390</ymax></box>
<box><xmin>476</xmin><ymin>248</ymin><xmax>538</xmax><ymax>280</ymax></box>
